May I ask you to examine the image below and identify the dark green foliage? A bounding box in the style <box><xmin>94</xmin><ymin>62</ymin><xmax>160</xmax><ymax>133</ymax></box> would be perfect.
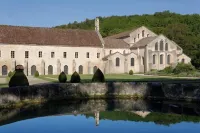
<box><xmin>58</xmin><ymin>72</ymin><xmax>67</xmax><ymax>83</ymax></box>
<box><xmin>70</xmin><ymin>71</ymin><xmax>81</xmax><ymax>83</ymax></box>
<box><xmin>8</xmin><ymin>71</ymin><xmax>15</xmax><ymax>78</ymax></box>
<box><xmin>92</xmin><ymin>68</ymin><xmax>105</xmax><ymax>82</ymax></box>
<box><xmin>55</xmin><ymin>11</ymin><xmax>200</xmax><ymax>69</ymax></box>
<box><xmin>9</xmin><ymin>69</ymin><xmax>29</xmax><ymax>87</ymax></box>
<box><xmin>173</xmin><ymin>63</ymin><xmax>196</xmax><ymax>74</ymax></box>
<box><xmin>161</xmin><ymin>66</ymin><xmax>174</xmax><ymax>74</ymax></box>
<box><xmin>129</xmin><ymin>70</ymin><xmax>134</xmax><ymax>75</ymax></box>
<box><xmin>34</xmin><ymin>71</ymin><xmax>39</xmax><ymax>77</ymax></box>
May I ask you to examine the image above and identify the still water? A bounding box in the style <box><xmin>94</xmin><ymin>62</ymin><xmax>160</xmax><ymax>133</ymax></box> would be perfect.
<box><xmin>0</xmin><ymin>100</ymin><xmax>200</xmax><ymax>133</ymax></box>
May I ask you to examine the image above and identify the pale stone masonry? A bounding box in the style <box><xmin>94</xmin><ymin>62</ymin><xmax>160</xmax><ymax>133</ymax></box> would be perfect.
<box><xmin>0</xmin><ymin>18</ymin><xmax>191</xmax><ymax>76</ymax></box>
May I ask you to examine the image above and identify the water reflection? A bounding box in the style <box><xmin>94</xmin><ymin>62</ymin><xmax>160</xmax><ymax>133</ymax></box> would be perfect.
<box><xmin>0</xmin><ymin>100</ymin><xmax>200</xmax><ymax>127</ymax></box>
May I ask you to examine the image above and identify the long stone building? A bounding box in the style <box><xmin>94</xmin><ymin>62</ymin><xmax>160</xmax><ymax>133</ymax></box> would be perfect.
<box><xmin>0</xmin><ymin>18</ymin><xmax>191</xmax><ymax>76</ymax></box>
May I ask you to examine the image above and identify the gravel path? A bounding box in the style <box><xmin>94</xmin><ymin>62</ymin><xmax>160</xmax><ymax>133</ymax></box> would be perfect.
<box><xmin>27</xmin><ymin>76</ymin><xmax>50</xmax><ymax>85</ymax></box>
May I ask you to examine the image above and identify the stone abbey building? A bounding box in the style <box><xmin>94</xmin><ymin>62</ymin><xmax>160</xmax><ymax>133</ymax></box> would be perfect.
<box><xmin>0</xmin><ymin>18</ymin><xmax>191</xmax><ymax>76</ymax></box>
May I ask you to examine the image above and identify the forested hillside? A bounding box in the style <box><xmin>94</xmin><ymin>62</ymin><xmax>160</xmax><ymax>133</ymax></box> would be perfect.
<box><xmin>55</xmin><ymin>11</ymin><xmax>200</xmax><ymax>69</ymax></box>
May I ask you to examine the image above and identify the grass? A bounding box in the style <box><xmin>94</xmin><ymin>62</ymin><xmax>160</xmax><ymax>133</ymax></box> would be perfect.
<box><xmin>38</xmin><ymin>74</ymin><xmax>200</xmax><ymax>83</ymax></box>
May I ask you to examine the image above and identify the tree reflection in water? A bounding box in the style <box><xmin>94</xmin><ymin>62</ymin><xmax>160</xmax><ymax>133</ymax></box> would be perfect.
<box><xmin>0</xmin><ymin>99</ymin><xmax>200</xmax><ymax>126</ymax></box>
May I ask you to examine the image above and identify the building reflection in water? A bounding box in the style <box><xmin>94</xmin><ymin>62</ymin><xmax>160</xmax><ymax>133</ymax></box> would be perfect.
<box><xmin>95</xmin><ymin>111</ymin><xmax>99</xmax><ymax>126</ymax></box>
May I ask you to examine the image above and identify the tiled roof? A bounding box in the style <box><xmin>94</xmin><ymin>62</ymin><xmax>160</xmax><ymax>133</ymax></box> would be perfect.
<box><xmin>0</xmin><ymin>25</ymin><xmax>102</xmax><ymax>47</ymax></box>
<box><xmin>130</xmin><ymin>36</ymin><xmax>157</xmax><ymax>48</ymax></box>
<box><xmin>106</xmin><ymin>30</ymin><xmax>133</xmax><ymax>39</ymax></box>
<box><xmin>103</xmin><ymin>38</ymin><xmax>130</xmax><ymax>48</ymax></box>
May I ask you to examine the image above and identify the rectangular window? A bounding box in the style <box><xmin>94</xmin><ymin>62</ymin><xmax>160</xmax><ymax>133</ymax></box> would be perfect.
<box><xmin>63</xmin><ymin>52</ymin><xmax>67</xmax><ymax>58</ymax></box>
<box><xmin>86</xmin><ymin>52</ymin><xmax>89</xmax><ymax>58</ymax></box>
<box><xmin>75</xmin><ymin>52</ymin><xmax>78</xmax><ymax>58</ymax></box>
<box><xmin>51</xmin><ymin>52</ymin><xmax>55</xmax><ymax>58</ymax></box>
<box><xmin>25</xmin><ymin>51</ymin><xmax>29</xmax><ymax>58</ymax></box>
<box><xmin>138</xmin><ymin>34</ymin><xmax>140</xmax><ymax>39</ymax></box>
<box><xmin>39</xmin><ymin>51</ymin><xmax>42</xmax><ymax>58</ymax></box>
<box><xmin>11</xmin><ymin>51</ymin><xmax>15</xmax><ymax>58</ymax></box>
<box><xmin>97</xmin><ymin>53</ymin><xmax>100</xmax><ymax>58</ymax></box>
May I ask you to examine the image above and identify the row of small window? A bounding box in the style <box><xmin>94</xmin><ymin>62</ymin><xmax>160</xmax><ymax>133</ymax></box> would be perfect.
<box><xmin>115</xmin><ymin>58</ymin><xmax>135</xmax><ymax>67</ymax></box>
<box><xmin>133</xmin><ymin>30</ymin><xmax>149</xmax><ymax>43</ymax></box>
<box><xmin>153</xmin><ymin>55</ymin><xmax>171</xmax><ymax>65</ymax></box>
<box><xmin>155</xmin><ymin>41</ymin><xmax>168</xmax><ymax>51</ymax></box>
<box><xmin>8</xmin><ymin>51</ymin><xmax>101</xmax><ymax>59</ymax></box>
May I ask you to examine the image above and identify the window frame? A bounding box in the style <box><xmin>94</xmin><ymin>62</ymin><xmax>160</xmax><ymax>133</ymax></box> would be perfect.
<box><xmin>25</xmin><ymin>51</ymin><xmax>29</xmax><ymax>58</ymax></box>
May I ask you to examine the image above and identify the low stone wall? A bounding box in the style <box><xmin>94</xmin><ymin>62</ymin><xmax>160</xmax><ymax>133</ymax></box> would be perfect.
<box><xmin>0</xmin><ymin>82</ymin><xmax>200</xmax><ymax>106</ymax></box>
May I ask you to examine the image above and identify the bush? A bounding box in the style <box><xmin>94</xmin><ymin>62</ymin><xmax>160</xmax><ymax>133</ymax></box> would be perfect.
<box><xmin>8</xmin><ymin>71</ymin><xmax>15</xmax><ymax>78</ymax></box>
<box><xmin>173</xmin><ymin>63</ymin><xmax>196</xmax><ymax>74</ymax></box>
<box><xmin>162</xmin><ymin>66</ymin><xmax>174</xmax><ymax>74</ymax></box>
<box><xmin>34</xmin><ymin>71</ymin><xmax>39</xmax><ymax>77</ymax></box>
<box><xmin>129</xmin><ymin>70</ymin><xmax>134</xmax><ymax>75</ymax></box>
<box><xmin>70</xmin><ymin>71</ymin><xmax>81</xmax><ymax>83</ymax></box>
<box><xmin>92</xmin><ymin>68</ymin><xmax>105</xmax><ymax>82</ymax></box>
<box><xmin>58</xmin><ymin>72</ymin><xmax>67</xmax><ymax>83</ymax></box>
<box><xmin>9</xmin><ymin>65</ymin><xmax>29</xmax><ymax>87</ymax></box>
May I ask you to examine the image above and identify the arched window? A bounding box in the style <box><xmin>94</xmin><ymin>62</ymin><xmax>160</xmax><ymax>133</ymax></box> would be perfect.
<box><xmin>160</xmin><ymin>55</ymin><xmax>164</xmax><ymax>64</ymax></box>
<box><xmin>64</xmin><ymin>65</ymin><xmax>68</xmax><ymax>74</ymax></box>
<box><xmin>2</xmin><ymin>65</ymin><xmax>8</xmax><ymax>76</ymax></box>
<box><xmin>167</xmin><ymin>55</ymin><xmax>171</xmax><ymax>64</ymax></box>
<box><xmin>79</xmin><ymin>65</ymin><xmax>83</xmax><ymax>74</ymax></box>
<box><xmin>155</xmin><ymin>42</ymin><xmax>158</xmax><ymax>51</ymax></box>
<box><xmin>153</xmin><ymin>55</ymin><xmax>156</xmax><ymax>64</ymax></box>
<box><xmin>110</xmin><ymin>50</ymin><xmax>112</xmax><ymax>54</ymax></box>
<box><xmin>93</xmin><ymin>66</ymin><xmax>98</xmax><ymax>74</ymax></box>
<box><xmin>160</xmin><ymin>40</ymin><xmax>164</xmax><ymax>51</ymax></box>
<box><xmin>142</xmin><ymin>30</ymin><xmax>145</xmax><ymax>37</ymax></box>
<box><xmin>31</xmin><ymin>65</ymin><xmax>36</xmax><ymax>76</ymax></box>
<box><xmin>165</xmin><ymin>43</ymin><xmax>168</xmax><ymax>51</ymax></box>
<box><xmin>131</xmin><ymin>58</ymin><xmax>134</xmax><ymax>66</ymax></box>
<box><xmin>116</xmin><ymin>58</ymin><xmax>120</xmax><ymax>66</ymax></box>
<box><xmin>182</xmin><ymin>59</ymin><xmax>185</xmax><ymax>63</ymax></box>
<box><xmin>48</xmin><ymin>65</ymin><xmax>53</xmax><ymax>75</ymax></box>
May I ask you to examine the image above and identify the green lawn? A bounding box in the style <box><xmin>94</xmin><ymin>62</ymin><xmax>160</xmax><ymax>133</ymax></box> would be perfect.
<box><xmin>39</xmin><ymin>74</ymin><xmax>200</xmax><ymax>83</ymax></box>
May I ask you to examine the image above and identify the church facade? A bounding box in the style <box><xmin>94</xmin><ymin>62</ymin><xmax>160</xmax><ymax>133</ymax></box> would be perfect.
<box><xmin>0</xmin><ymin>18</ymin><xmax>191</xmax><ymax>76</ymax></box>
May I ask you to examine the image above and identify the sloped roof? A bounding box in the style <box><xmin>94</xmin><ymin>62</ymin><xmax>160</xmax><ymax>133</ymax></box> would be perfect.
<box><xmin>103</xmin><ymin>38</ymin><xmax>130</xmax><ymax>48</ymax></box>
<box><xmin>130</xmin><ymin>36</ymin><xmax>157</xmax><ymax>48</ymax></box>
<box><xmin>106</xmin><ymin>30</ymin><xmax>132</xmax><ymax>39</ymax></box>
<box><xmin>0</xmin><ymin>25</ymin><xmax>102</xmax><ymax>47</ymax></box>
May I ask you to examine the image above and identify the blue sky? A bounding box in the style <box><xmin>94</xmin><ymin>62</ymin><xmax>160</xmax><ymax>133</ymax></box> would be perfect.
<box><xmin>0</xmin><ymin>0</ymin><xmax>200</xmax><ymax>27</ymax></box>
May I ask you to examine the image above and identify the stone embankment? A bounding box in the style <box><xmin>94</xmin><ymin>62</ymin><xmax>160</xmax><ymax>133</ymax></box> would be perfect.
<box><xmin>0</xmin><ymin>82</ymin><xmax>200</xmax><ymax>107</ymax></box>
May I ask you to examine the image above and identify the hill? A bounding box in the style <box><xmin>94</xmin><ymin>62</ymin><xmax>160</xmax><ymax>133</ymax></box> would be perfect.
<box><xmin>55</xmin><ymin>11</ymin><xmax>200</xmax><ymax>69</ymax></box>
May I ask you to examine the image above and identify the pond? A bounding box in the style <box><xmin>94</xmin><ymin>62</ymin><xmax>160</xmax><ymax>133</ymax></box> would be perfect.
<box><xmin>0</xmin><ymin>100</ymin><xmax>200</xmax><ymax>133</ymax></box>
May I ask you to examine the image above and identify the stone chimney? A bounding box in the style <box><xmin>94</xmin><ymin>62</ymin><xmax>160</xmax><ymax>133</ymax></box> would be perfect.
<box><xmin>95</xmin><ymin>17</ymin><xmax>100</xmax><ymax>31</ymax></box>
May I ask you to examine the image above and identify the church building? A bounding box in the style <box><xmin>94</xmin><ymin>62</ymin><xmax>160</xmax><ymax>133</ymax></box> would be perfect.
<box><xmin>0</xmin><ymin>18</ymin><xmax>191</xmax><ymax>76</ymax></box>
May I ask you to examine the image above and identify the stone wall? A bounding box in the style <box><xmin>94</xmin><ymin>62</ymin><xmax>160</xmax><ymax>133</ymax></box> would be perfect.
<box><xmin>0</xmin><ymin>82</ymin><xmax>200</xmax><ymax>106</ymax></box>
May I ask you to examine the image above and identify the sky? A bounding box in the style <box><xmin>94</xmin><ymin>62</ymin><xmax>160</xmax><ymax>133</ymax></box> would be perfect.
<box><xmin>0</xmin><ymin>0</ymin><xmax>200</xmax><ymax>27</ymax></box>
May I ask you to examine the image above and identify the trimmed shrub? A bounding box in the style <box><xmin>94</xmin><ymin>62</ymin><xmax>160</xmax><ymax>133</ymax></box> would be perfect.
<box><xmin>34</xmin><ymin>71</ymin><xmax>39</xmax><ymax>77</ymax></box>
<box><xmin>9</xmin><ymin>65</ymin><xmax>29</xmax><ymax>87</ymax></box>
<box><xmin>173</xmin><ymin>63</ymin><xmax>195</xmax><ymax>74</ymax></box>
<box><xmin>58</xmin><ymin>72</ymin><xmax>67</xmax><ymax>83</ymax></box>
<box><xmin>129</xmin><ymin>70</ymin><xmax>134</xmax><ymax>75</ymax></box>
<box><xmin>70</xmin><ymin>71</ymin><xmax>81</xmax><ymax>83</ymax></box>
<box><xmin>92</xmin><ymin>68</ymin><xmax>105</xmax><ymax>82</ymax></box>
